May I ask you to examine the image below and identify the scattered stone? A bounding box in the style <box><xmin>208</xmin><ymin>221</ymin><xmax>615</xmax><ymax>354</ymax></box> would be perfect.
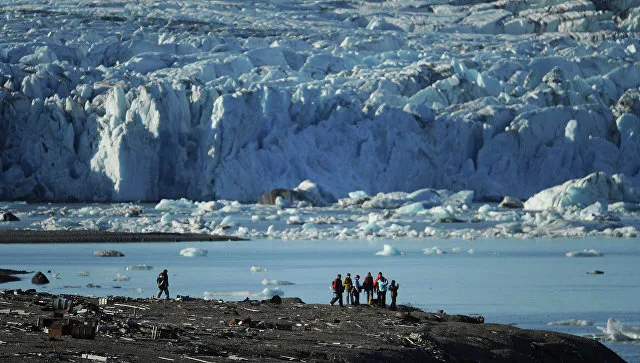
<box><xmin>270</xmin><ymin>295</ymin><xmax>282</xmax><ymax>304</ymax></box>
<box><xmin>31</xmin><ymin>272</ymin><xmax>50</xmax><ymax>285</ymax></box>
<box><xmin>258</xmin><ymin>188</ymin><xmax>308</xmax><ymax>206</ymax></box>
<box><xmin>587</xmin><ymin>270</ymin><xmax>605</xmax><ymax>275</ymax></box>
<box><xmin>93</xmin><ymin>250</ymin><xmax>125</xmax><ymax>257</ymax></box>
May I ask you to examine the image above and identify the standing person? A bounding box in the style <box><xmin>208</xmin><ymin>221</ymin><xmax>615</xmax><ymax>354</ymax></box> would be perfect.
<box><xmin>388</xmin><ymin>280</ymin><xmax>399</xmax><ymax>310</ymax></box>
<box><xmin>353</xmin><ymin>275</ymin><xmax>362</xmax><ymax>306</ymax></box>
<box><xmin>373</xmin><ymin>272</ymin><xmax>382</xmax><ymax>298</ymax></box>
<box><xmin>343</xmin><ymin>273</ymin><xmax>354</xmax><ymax>305</ymax></box>
<box><xmin>330</xmin><ymin>274</ymin><xmax>344</xmax><ymax>307</ymax></box>
<box><xmin>156</xmin><ymin>269</ymin><xmax>169</xmax><ymax>300</ymax></box>
<box><xmin>363</xmin><ymin>272</ymin><xmax>374</xmax><ymax>304</ymax></box>
<box><xmin>377</xmin><ymin>276</ymin><xmax>388</xmax><ymax>308</ymax></box>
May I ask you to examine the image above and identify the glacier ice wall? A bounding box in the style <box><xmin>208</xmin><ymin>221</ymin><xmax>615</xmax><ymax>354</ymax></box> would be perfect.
<box><xmin>1</xmin><ymin>0</ymin><xmax>640</xmax><ymax>202</ymax></box>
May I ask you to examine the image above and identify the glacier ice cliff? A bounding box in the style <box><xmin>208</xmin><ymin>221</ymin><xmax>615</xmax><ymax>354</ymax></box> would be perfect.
<box><xmin>1</xmin><ymin>0</ymin><xmax>640</xmax><ymax>202</ymax></box>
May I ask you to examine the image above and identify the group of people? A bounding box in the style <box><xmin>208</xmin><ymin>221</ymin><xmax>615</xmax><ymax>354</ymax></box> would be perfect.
<box><xmin>330</xmin><ymin>272</ymin><xmax>399</xmax><ymax>310</ymax></box>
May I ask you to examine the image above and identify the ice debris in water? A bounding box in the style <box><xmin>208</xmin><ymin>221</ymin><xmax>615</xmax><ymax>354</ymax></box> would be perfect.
<box><xmin>597</xmin><ymin>318</ymin><xmax>640</xmax><ymax>341</ymax></box>
<box><xmin>261</xmin><ymin>279</ymin><xmax>295</xmax><ymax>285</ymax></box>
<box><xmin>126</xmin><ymin>264</ymin><xmax>153</xmax><ymax>270</ymax></box>
<box><xmin>250</xmin><ymin>266</ymin><xmax>268</xmax><ymax>273</ymax></box>
<box><xmin>260</xmin><ymin>287</ymin><xmax>284</xmax><ymax>298</ymax></box>
<box><xmin>565</xmin><ymin>249</ymin><xmax>603</xmax><ymax>257</ymax></box>
<box><xmin>180</xmin><ymin>247</ymin><xmax>208</xmax><ymax>257</ymax></box>
<box><xmin>375</xmin><ymin>244</ymin><xmax>405</xmax><ymax>256</ymax></box>
<box><xmin>77</xmin><ymin>271</ymin><xmax>90</xmax><ymax>277</ymax></box>
<box><xmin>548</xmin><ymin>319</ymin><xmax>594</xmax><ymax>326</ymax></box>
<box><xmin>115</xmin><ymin>273</ymin><xmax>130</xmax><ymax>282</ymax></box>
<box><xmin>423</xmin><ymin>246</ymin><xmax>446</xmax><ymax>255</ymax></box>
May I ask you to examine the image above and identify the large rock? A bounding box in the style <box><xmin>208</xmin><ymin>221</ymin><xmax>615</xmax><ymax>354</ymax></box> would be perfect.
<box><xmin>1</xmin><ymin>212</ymin><xmax>20</xmax><ymax>222</ymax></box>
<box><xmin>31</xmin><ymin>271</ymin><xmax>50</xmax><ymax>284</ymax></box>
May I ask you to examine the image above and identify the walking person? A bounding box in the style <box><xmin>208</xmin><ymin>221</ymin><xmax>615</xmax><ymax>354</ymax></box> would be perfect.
<box><xmin>156</xmin><ymin>269</ymin><xmax>170</xmax><ymax>300</ymax></box>
<box><xmin>377</xmin><ymin>276</ymin><xmax>388</xmax><ymax>308</ymax></box>
<box><xmin>352</xmin><ymin>275</ymin><xmax>362</xmax><ymax>306</ymax></box>
<box><xmin>330</xmin><ymin>274</ymin><xmax>344</xmax><ymax>307</ymax></box>
<box><xmin>363</xmin><ymin>272</ymin><xmax>374</xmax><ymax>304</ymax></box>
<box><xmin>343</xmin><ymin>273</ymin><xmax>354</xmax><ymax>305</ymax></box>
<box><xmin>388</xmin><ymin>280</ymin><xmax>399</xmax><ymax>310</ymax></box>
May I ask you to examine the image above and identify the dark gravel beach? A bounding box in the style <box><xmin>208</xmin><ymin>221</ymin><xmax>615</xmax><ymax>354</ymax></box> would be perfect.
<box><xmin>0</xmin><ymin>290</ymin><xmax>624</xmax><ymax>363</ymax></box>
<box><xmin>0</xmin><ymin>230</ymin><xmax>244</xmax><ymax>243</ymax></box>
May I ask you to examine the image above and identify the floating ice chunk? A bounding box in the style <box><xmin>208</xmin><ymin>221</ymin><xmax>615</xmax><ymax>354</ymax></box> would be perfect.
<box><xmin>179</xmin><ymin>247</ymin><xmax>208</xmax><ymax>257</ymax></box>
<box><xmin>94</xmin><ymin>250</ymin><xmax>125</xmax><ymax>257</ymax></box>
<box><xmin>219</xmin><ymin>215</ymin><xmax>237</xmax><ymax>228</ymax></box>
<box><xmin>423</xmin><ymin>246</ymin><xmax>446</xmax><ymax>255</ymax></box>
<box><xmin>597</xmin><ymin>318</ymin><xmax>640</xmax><ymax>341</ymax></box>
<box><xmin>375</xmin><ymin>244</ymin><xmax>405</xmax><ymax>256</ymax></box>
<box><xmin>451</xmin><ymin>247</ymin><xmax>462</xmax><ymax>253</ymax></box>
<box><xmin>250</xmin><ymin>266</ymin><xmax>268</xmax><ymax>273</ymax></box>
<box><xmin>155</xmin><ymin>198</ymin><xmax>197</xmax><ymax>213</ymax></box>
<box><xmin>349</xmin><ymin>191</ymin><xmax>368</xmax><ymax>199</ymax></box>
<box><xmin>467</xmin><ymin>249</ymin><xmax>475</xmax><ymax>254</ymax></box>
<box><xmin>396</xmin><ymin>202</ymin><xmax>425</xmax><ymax>215</ymax></box>
<box><xmin>126</xmin><ymin>264</ymin><xmax>153</xmax><ymax>271</ymax></box>
<box><xmin>259</xmin><ymin>287</ymin><xmax>284</xmax><ymax>298</ymax></box>
<box><xmin>77</xmin><ymin>271</ymin><xmax>90</xmax><ymax>277</ymax></box>
<box><xmin>580</xmin><ymin>202</ymin><xmax>607</xmax><ymax>220</ymax></box>
<box><xmin>261</xmin><ymin>279</ymin><xmax>295</xmax><ymax>285</ymax></box>
<box><xmin>548</xmin><ymin>319</ymin><xmax>594</xmax><ymax>326</ymax></box>
<box><xmin>565</xmin><ymin>249</ymin><xmax>602</xmax><ymax>257</ymax></box>
<box><xmin>115</xmin><ymin>273</ymin><xmax>130</xmax><ymax>282</ymax></box>
<box><xmin>524</xmin><ymin>172</ymin><xmax>640</xmax><ymax>211</ymax></box>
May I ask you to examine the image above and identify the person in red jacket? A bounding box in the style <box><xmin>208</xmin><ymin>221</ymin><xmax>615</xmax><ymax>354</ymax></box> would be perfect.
<box><xmin>330</xmin><ymin>274</ymin><xmax>344</xmax><ymax>307</ymax></box>
<box><xmin>373</xmin><ymin>271</ymin><xmax>382</xmax><ymax>298</ymax></box>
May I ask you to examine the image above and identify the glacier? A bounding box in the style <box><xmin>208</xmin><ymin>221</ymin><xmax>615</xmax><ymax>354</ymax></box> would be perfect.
<box><xmin>1</xmin><ymin>0</ymin><xmax>640</xmax><ymax>203</ymax></box>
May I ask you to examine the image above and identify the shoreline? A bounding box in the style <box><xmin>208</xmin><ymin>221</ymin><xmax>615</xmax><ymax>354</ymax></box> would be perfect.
<box><xmin>0</xmin><ymin>290</ymin><xmax>624</xmax><ymax>362</ymax></box>
<box><xmin>0</xmin><ymin>230</ymin><xmax>246</xmax><ymax>243</ymax></box>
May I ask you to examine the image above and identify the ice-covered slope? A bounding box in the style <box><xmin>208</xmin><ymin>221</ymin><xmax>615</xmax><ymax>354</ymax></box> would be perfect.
<box><xmin>1</xmin><ymin>0</ymin><xmax>640</xmax><ymax>202</ymax></box>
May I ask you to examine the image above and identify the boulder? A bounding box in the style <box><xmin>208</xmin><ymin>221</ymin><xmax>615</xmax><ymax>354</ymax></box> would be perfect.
<box><xmin>258</xmin><ymin>188</ymin><xmax>308</xmax><ymax>206</ymax></box>
<box><xmin>1</xmin><ymin>212</ymin><xmax>20</xmax><ymax>221</ymax></box>
<box><xmin>31</xmin><ymin>271</ymin><xmax>50</xmax><ymax>285</ymax></box>
<box><xmin>93</xmin><ymin>250</ymin><xmax>125</xmax><ymax>257</ymax></box>
<box><xmin>498</xmin><ymin>196</ymin><xmax>524</xmax><ymax>209</ymax></box>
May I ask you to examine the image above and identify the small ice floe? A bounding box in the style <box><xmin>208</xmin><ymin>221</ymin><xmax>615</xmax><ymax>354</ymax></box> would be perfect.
<box><xmin>93</xmin><ymin>250</ymin><xmax>125</xmax><ymax>257</ymax></box>
<box><xmin>548</xmin><ymin>319</ymin><xmax>594</xmax><ymax>326</ymax></box>
<box><xmin>204</xmin><ymin>291</ymin><xmax>251</xmax><ymax>298</ymax></box>
<box><xmin>77</xmin><ymin>271</ymin><xmax>90</xmax><ymax>277</ymax></box>
<box><xmin>115</xmin><ymin>273</ymin><xmax>130</xmax><ymax>282</ymax></box>
<box><xmin>51</xmin><ymin>273</ymin><xmax>60</xmax><ymax>279</ymax></box>
<box><xmin>261</xmin><ymin>279</ymin><xmax>295</xmax><ymax>285</ymax></box>
<box><xmin>250</xmin><ymin>266</ymin><xmax>268</xmax><ymax>273</ymax></box>
<box><xmin>565</xmin><ymin>249</ymin><xmax>603</xmax><ymax>257</ymax></box>
<box><xmin>126</xmin><ymin>264</ymin><xmax>153</xmax><ymax>271</ymax></box>
<box><xmin>597</xmin><ymin>318</ymin><xmax>640</xmax><ymax>341</ymax></box>
<box><xmin>467</xmin><ymin>249</ymin><xmax>475</xmax><ymax>254</ymax></box>
<box><xmin>423</xmin><ymin>246</ymin><xmax>446</xmax><ymax>255</ymax></box>
<box><xmin>133</xmin><ymin>288</ymin><xmax>144</xmax><ymax>294</ymax></box>
<box><xmin>375</xmin><ymin>244</ymin><xmax>405</xmax><ymax>256</ymax></box>
<box><xmin>451</xmin><ymin>247</ymin><xmax>462</xmax><ymax>253</ymax></box>
<box><xmin>179</xmin><ymin>247</ymin><xmax>208</xmax><ymax>257</ymax></box>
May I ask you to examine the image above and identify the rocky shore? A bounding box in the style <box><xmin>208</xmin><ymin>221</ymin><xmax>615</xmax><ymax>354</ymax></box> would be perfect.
<box><xmin>0</xmin><ymin>230</ymin><xmax>244</xmax><ymax>243</ymax></box>
<box><xmin>0</xmin><ymin>290</ymin><xmax>623</xmax><ymax>363</ymax></box>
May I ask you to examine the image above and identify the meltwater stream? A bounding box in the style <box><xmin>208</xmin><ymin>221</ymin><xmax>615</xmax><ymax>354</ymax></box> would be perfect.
<box><xmin>1</xmin><ymin>238</ymin><xmax>639</xmax><ymax>361</ymax></box>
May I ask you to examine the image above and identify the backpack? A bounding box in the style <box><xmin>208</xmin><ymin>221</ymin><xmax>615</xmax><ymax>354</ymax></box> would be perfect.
<box><xmin>332</xmin><ymin>279</ymin><xmax>338</xmax><ymax>292</ymax></box>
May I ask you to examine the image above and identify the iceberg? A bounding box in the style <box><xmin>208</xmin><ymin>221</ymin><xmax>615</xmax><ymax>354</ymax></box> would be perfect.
<box><xmin>179</xmin><ymin>247</ymin><xmax>208</xmax><ymax>257</ymax></box>
<box><xmin>261</xmin><ymin>279</ymin><xmax>295</xmax><ymax>286</ymax></box>
<box><xmin>375</xmin><ymin>244</ymin><xmax>405</xmax><ymax>256</ymax></box>
<box><xmin>565</xmin><ymin>249</ymin><xmax>603</xmax><ymax>257</ymax></box>
<box><xmin>548</xmin><ymin>319</ymin><xmax>594</xmax><ymax>326</ymax></box>
<box><xmin>250</xmin><ymin>266</ymin><xmax>268</xmax><ymax>273</ymax></box>
<box><xmin>597</xmin><ymin>318</ymin><xmax>640</xmax><ymax>341</ymax></box>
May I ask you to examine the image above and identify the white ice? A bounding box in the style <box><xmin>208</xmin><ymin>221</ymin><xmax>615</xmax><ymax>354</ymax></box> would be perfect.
<box><xmin>597</xmin><ymin>318</ymin><xmax>640</xmax><ymax>341</ymax></box>
<box><xmin>179</xmin><ymin>247</ymin><xmax>208</xmax><ymax>257</ymax></box>
<box><xmin>375</xmin><ymin>244</ymin><xmax>405</xmax><ymax>256</ymax></box>
<box><xmin>565</xmin><ymin>249</ymin><xmax>603</xmax><ymax>257</ymax></box>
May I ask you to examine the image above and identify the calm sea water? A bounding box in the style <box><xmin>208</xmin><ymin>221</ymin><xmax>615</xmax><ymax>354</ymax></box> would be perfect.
<box><xmin>1</xmin><ymin>237</ymin><xmax>638</xmax><ymax>361</ymax></box>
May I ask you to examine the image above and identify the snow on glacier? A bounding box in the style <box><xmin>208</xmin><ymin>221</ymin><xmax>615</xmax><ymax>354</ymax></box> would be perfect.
<box><xmin>1</xmin><ymin>0</ymin><xmax>640</xmax><ymax>204</ymax></box>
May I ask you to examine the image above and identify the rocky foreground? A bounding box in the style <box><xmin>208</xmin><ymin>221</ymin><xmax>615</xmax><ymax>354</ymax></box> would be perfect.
<box><xmin>0</xmin><ymin>290</ymin><xmax>623</xmax><ymax>363</ymax></box>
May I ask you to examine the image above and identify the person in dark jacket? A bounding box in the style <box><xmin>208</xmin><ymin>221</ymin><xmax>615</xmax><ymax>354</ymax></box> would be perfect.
<box><xmin>362</xmin><ymin>272</ymin><xmax>374</xmax><ymax>304</ymax></box>
<box><xmin>156</xmin><ymin>269</ymin><xmax>169</xmax><ymax>299</ymax></box>
<box><xmin>330</xmin><ymin>274</ymin><xmax>344</xmax><ymax>307</ymax></box>
<box><xmin>388</xmin><ymin>280</ymin><xmax>399</xmax><ymax>310</ymax></box>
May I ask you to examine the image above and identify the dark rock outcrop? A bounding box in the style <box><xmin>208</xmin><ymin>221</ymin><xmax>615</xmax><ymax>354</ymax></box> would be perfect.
<box><xmin>93</xmin><ymin>250</ymin><xmax>125</xmax><ymax>257</ymax></box>
<box><xmin>499</xmin><ymin>196</ymin><xmax>525</xmax><ymax>209</ymax></box>
<box><xmin>31</xmin><ymin>271</ymin><xmax>50</xmax><ymax>284</ymax></box>
<box><xmin>1</xmin><ymin>212</ymin><xmax>20</xmax><ymax>222</ymax></box>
